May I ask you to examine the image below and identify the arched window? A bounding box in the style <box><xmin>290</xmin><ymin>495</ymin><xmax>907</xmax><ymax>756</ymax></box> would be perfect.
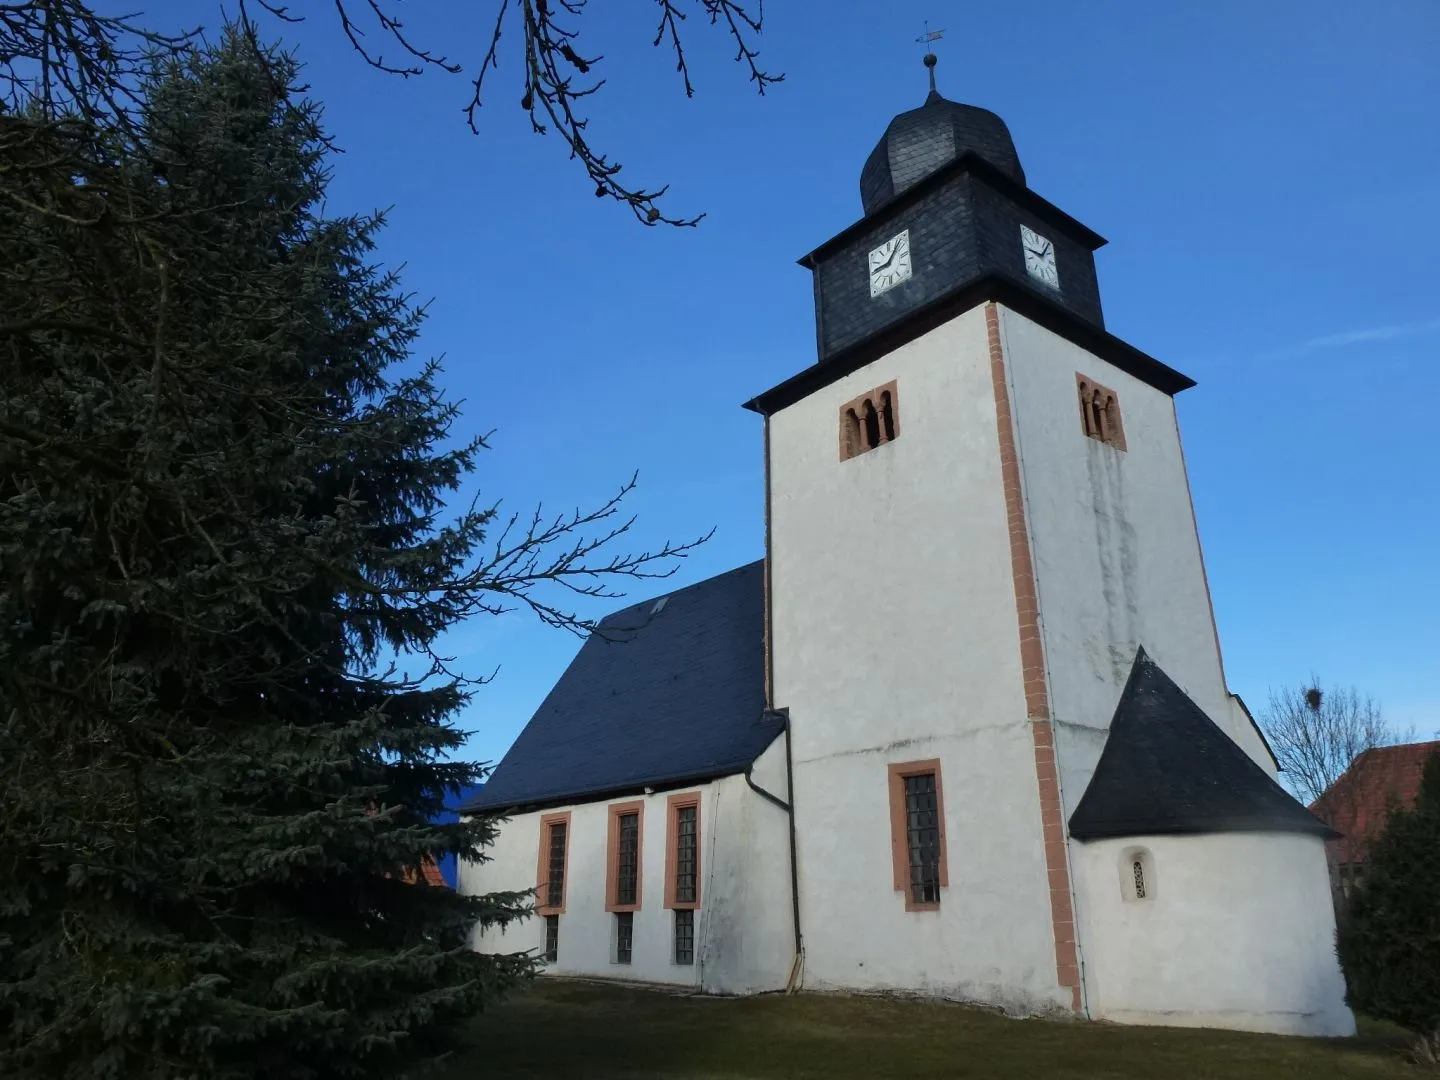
<box><xmin>843</xmin><ymin>408</ymin><xmax>862</xmax><ymax>459</ymax></box>
<box><xmin>861</xmin><ymin>399</ymin><xmax>880</xmax><ymax>450</ymax></box>
<box><xmin>880</xmin><ymin>390</ymin><xmax>896</xmax><ymax>443</ymax></box>
<box><xmin>1075</xmin><ymin>373</ymin><xmax>1126</xmax><ymax>451</ymax></box>
<box><xmin>1120</xmin><ymin>847</ymin><xmax>1154</xmax><ymax>903</ymax></box>
<box><xmin>838</xmin><ymin>380</ymin><xmax>900</xmax><ymax>461</ymax></box>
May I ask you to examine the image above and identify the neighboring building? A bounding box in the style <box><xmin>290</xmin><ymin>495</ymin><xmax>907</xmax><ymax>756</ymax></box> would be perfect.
<box><xmin>459</xmin><ymin>58</ymin><xmax>1353</xmax><ymax>1037</ymax></box>
<box><xmin>431</xmin><ymin>782</ymin><xmax>486</xmax><ymax>889</ymax></box>
<box><xmin>404</xmin><ymin>858</ymin><xmax>448</xmax><ymax>889</ymax></box>
<box><xmin>1313</xmin><ymin>741</ymin><xmax>1440</xmax><ymax>899</ymax></box>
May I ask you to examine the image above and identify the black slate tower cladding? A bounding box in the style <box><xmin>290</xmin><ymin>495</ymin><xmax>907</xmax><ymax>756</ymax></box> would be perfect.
<box><xmin>803</xmin><ymin>58</ymin><xmax>1106</xmax><ymax>363</ymax></box>
<box><xmin>859</xmin><ymin>89</ymin><xmax>1026</xmax><ymax>214</ymax></box>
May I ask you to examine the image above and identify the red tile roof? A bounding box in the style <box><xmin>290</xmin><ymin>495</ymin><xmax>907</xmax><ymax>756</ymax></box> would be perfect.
<box><xmin>402</xmin><ymin>857</ymin><xmax>449</xmax><ymax>888</ymax></box>
<box><xmin>1312</xmin><ymin>741</ymin><xmax>1440</xmax><ymax>865</ymax></box>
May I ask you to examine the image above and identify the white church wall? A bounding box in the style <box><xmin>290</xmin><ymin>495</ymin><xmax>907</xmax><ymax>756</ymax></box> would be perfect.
<box><xmin>996</xmin><ymin>304</ymin><xmax>1269</xmax><ymax>805</ymax></box>
<box><xmin>459</xmin><ymin>765</ymin><xmax>792</xmax><ymax>994</ymax></box>
<box><xmin>768</xmin><ymin>305</ymin><xmax>1071</xmax><ymax>1013</ymax></box>
<box><xmin>698</xmin><ymin>741</ymin><xmax>796</xmax><ymax>993</ymax></box>
<box><xmin>1228</xmin><ymin>695</ymin><xmax>1280</xmax><ymax>779</ymax></box>
<box><xmin>1073</xmin><ymin>832</ymin><xmax>1354</xmax><ymax>1036</ymax></box>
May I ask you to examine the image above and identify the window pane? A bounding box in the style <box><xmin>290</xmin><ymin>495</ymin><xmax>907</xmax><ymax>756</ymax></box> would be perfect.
<box><xmin>675</xmin><ymin>805</ymin><xmax>697</xmax><ymax>905</ymax></box>
<box><xmin>617</xmin><ymin>812</ymin><xmax>639</xmax><ymax>906</ymax></box>
<box><xmin>544</xmin><ymin>914</ymin><xmax>559</xmax><ymax>963</ymax></box>
<box><xmin>674</xmin><ymin>909</ymin><xmax>694</xmax><ymax>965</ymax></box>
<box><xmin>904</xmin><ymin>773</ymin><xmax>941</xmax><ymax>905</ymax></box>
<box><xmin>547</xmin><ymin>822</ymin><xmax>567</xmax><ymax>908</ymax></box>
<box><xmin>616</xmin><ymin>912</ymin><xmax>633</xmax><ymax>964</ymax></box>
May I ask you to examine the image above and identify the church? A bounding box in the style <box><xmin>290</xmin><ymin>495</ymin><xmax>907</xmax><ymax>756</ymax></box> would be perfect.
<box><xmin>458</xmin><ymin>58</ymin><xmax>1354</xmax><ymax>1037</ymax></box>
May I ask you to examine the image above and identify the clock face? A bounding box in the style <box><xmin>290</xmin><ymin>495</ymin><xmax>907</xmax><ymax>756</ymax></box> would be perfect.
<box><xmin>868</xmin><ymin>229</ymin><xmax>913</xmax><ymax>298</ymax></box>
<box><xmin>1020</xmin><ymin>224</ymin><xmax>1060</xmax><ymax>290</ymax></box>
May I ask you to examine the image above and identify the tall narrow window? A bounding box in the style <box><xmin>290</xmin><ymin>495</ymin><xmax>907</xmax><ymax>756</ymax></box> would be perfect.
<box><xmin>536</xmin><ymin>811</ymin><xmax>571</xmax><ymax>917</ymax></box>
<box><xmin>544</xmin><ymin>914</ymin><xmax>559</xmax><ymax>962</ymax></box>
<box><xmin>1076</xmin><ymin>373</ymin><xmax>1126</xmax><ymax>451</ymax></box>
<box><xmin>1132</xmin><ymin>860</ymin><xmax>1146</xmax><ymax>900</ymax></box>
<box><xmin>615</xmin><ymin>911</ymin><xmax>634</xmax><ymax>964</ymax></box>
<box><xmin>546</xmin><ymin>822</ymin><xmax>567</xmax><ymax>908</ymax></box>
<box><xmin>887</xmin><ymin>759</ymin><xmax>949</xmax><ymax>911</ymax></box>
<box><xmin>838</xmin><ymin>380</ymin><xmax>900</xmax><ymax>461</ymax></box>
<box><xmin>674</xmin><ymin>909</ymin><xmax>695</xmax><ymax>965</ymax></box>
<box><xmin>616</xmin><ymin>813</ymin><xmax>639</xmax><ymax>905</ymax></box>
<box><xmin>665</xmin><ymin>792</ymin><xmax>702</xmax><ymax>966</ymax></box>
<box><xmin>674</xmin><ymin>806</ymin><xmax>697</xmax><ymax>903</ymax></box>
<box><xmin>904</xmin><ymin>774</ymin><xmax>942</xmax><ymax>905</ymax></box>
<box><xmin>606</xmin><ymin>801</ymin><xmax>644</xmax><ymax>913</ymax></box>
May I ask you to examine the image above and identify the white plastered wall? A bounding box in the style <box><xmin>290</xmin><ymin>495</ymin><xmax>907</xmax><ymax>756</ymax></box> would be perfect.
<box><xmin>768</xmin><ymin>305</ymin><xmax>1070</xmax><ymax>1014</ymax></box>
<box><xmin>1074</xmin><ymin>832</ymin><xmax>1354</xmax><ymax>1036</ymax></box>
<box><xmin>996</xmin><ymin>303</ymin><xmax>1265</xmax><ymax>802</ymax></box>
<box><xmin>997</xmin><ymin>303</ymin><xmax>1347</xmax><ymax>1033</ymax></box>
<box><xmin>459</xmin><ymin>745</ymin><xmax>793</xmax><ymax>994</ymax></box>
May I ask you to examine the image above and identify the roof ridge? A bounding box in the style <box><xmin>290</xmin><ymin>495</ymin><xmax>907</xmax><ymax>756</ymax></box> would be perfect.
<box><xmin>600</xmin><ymin>558</ymin><xmax>763</xmax><ymax>626</ymax></box>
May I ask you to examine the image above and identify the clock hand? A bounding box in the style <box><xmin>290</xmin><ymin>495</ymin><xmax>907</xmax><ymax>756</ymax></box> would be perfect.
<box><xmin>873</xmin><ymin>249</ymin><xmax>896</xmax><ymax>273</ymax></box>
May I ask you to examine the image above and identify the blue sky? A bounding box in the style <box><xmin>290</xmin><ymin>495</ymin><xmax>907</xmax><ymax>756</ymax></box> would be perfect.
<box><xmin>137</xmin><ymin>0</ymin><xmax>1439</xmax><ymax>762</ymax></box>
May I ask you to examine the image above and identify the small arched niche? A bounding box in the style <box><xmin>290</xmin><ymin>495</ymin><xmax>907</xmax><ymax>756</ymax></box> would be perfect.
<box><xmin>861</xmin><ymin>398</ymin><xmax>881</xmax><ymax>450</ymax></box>
<box><xmin>1119</xmin><ymin>846</ymin><xmax>1156</xmax><ymax>904</ymax></box>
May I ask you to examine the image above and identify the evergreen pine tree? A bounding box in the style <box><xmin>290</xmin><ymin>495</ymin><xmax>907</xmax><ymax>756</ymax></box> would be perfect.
<box><xmin>1</xmin><ymin>30</ymin><xmax>695</xmax><ymax>1079</ymax></box>
<box><xmin>1335</xmin><ymin>749</ymin><xmax>1440</xmax><ymax>1064</ymax></box>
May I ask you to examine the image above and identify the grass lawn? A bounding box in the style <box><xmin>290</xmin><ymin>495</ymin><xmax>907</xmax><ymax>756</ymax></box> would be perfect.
<box><xmin>443</xmin><ymin>977</ymin><xmax>1418</xmax><ymax>1079</ymax></box>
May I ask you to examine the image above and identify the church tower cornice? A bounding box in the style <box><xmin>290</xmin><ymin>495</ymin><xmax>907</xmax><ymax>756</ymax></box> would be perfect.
<box><xmin>743</xmin><ymin>272</ymin><xmax>1193</xmax><ymax>416</ymax></box>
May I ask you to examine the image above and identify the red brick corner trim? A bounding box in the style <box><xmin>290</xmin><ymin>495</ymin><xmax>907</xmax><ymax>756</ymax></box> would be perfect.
<box><xmin>887</xmin><ymin>759</ymin><xmax>950</xmax><ymax>912</ymax></box>
<box><xmin>605</xmin><ymin>800</ymin><xmax>645</xmax><ymax>913</ymax></box>
<box><xmin>985</xmin><ymin>301</ymin><xmax>1083</xmax><ymax>1013</ymax></box>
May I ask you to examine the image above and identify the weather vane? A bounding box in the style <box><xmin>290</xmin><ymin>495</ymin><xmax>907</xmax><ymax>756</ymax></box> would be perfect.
<box><xmin>915</xmin><ymin>23</ymin><xmax>945</xmax><ymax>93</ymax></box>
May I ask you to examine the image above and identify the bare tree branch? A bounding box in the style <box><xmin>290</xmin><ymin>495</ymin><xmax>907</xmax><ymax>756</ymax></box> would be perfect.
<box><xmin>0</xmin><ymin>1</ymin><xmax>783</xmax><ymax>226</ymax></box>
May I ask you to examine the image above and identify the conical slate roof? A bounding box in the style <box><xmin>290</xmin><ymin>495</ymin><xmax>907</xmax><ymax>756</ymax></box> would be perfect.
<box><xmin>859</xmin><ymin>89</ymin><xmax>1025</xmax><ymax>216</ymax></box>
<box><xmin>1068</xmin><ymin>648</ymin><xmax>1337</xmax><ymax>841</ymax></box>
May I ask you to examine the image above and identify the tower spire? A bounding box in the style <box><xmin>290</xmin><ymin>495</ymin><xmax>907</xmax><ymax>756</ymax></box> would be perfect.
<box><xmin>915</xmin><ymin>23</ymin><xmax>945</xmax><ymax>96</ymax></box>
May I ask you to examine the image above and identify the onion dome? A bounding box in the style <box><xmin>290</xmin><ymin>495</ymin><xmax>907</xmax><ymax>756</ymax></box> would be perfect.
<box><xmin>860</xmin><ymin>54</ymin><xmax>1025</xmax><ymax>216</ymax></box>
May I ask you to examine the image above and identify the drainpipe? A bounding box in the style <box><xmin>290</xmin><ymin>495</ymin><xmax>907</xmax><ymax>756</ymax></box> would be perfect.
<box><xmin>743</xmin><ymin>709</ymin><xmax>802</xmax><ymax>988</ymax></box>
<box><xmin>742</xmin><ymin>410</ymin><xmax>803</xmax><ymax>987</ymax></box>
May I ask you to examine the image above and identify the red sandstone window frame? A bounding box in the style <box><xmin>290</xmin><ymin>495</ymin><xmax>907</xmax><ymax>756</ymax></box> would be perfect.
<box><xmin>887</xmin><ymin>758</ymin><xmax>950</xmax><ymax>912</ymax></box>
<box><xmin>535</xmin><ymin>811</ymin><xmax>571</xmax><ymax>916</ymax></box>
<box><xmin>664</xmin><ymin>792</ymin><xmax>702</xmax><ymax>911</ymax></box>
<box><xmin>1076</xmin><ymin>372</ymin><xmax>1126</xmax><ymax>451</ymax></box>
<box><xmin>839</xmin><ymin>379</ymin><xmax>900</xmax><ymax>462</ymax></box>
<box><xmin>605</xmin><ymin>800</ymin><xmax>645</xmax><ymax>913</ymax></box>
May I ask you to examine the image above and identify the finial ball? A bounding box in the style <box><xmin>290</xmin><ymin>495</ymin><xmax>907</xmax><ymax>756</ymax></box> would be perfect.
<box><xmin>923</xmin><ymin>52</ymin><xmax>938</xmax><ymax>69</ymax></box>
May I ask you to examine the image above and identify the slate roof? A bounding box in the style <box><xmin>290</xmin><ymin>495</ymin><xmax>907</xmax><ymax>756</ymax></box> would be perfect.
<box><xmin>860</xmin><ymin>89</ymin><xmax>1025</xmax><ymax>217</ymax></box>
<box><xmin>460</xmin><ymin>561</ymin><xmax>782</xmax><ymax>813</ymax></box>
<box><xmin>1312</xmin><ymin>741</ymin><xmax>1440</xmax><ymax>864</ymax></box>
<box><xmin>1069</xmin><ymin>647</ymin><xmax>1338</xmax><ymax>841</ymax></box>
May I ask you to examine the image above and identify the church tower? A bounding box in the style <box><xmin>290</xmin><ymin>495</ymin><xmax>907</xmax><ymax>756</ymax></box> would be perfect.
<box><xmin>745</xmin><ymin>56</ymin><xmax>1350</xmax><ymax>1032</ymax></box>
